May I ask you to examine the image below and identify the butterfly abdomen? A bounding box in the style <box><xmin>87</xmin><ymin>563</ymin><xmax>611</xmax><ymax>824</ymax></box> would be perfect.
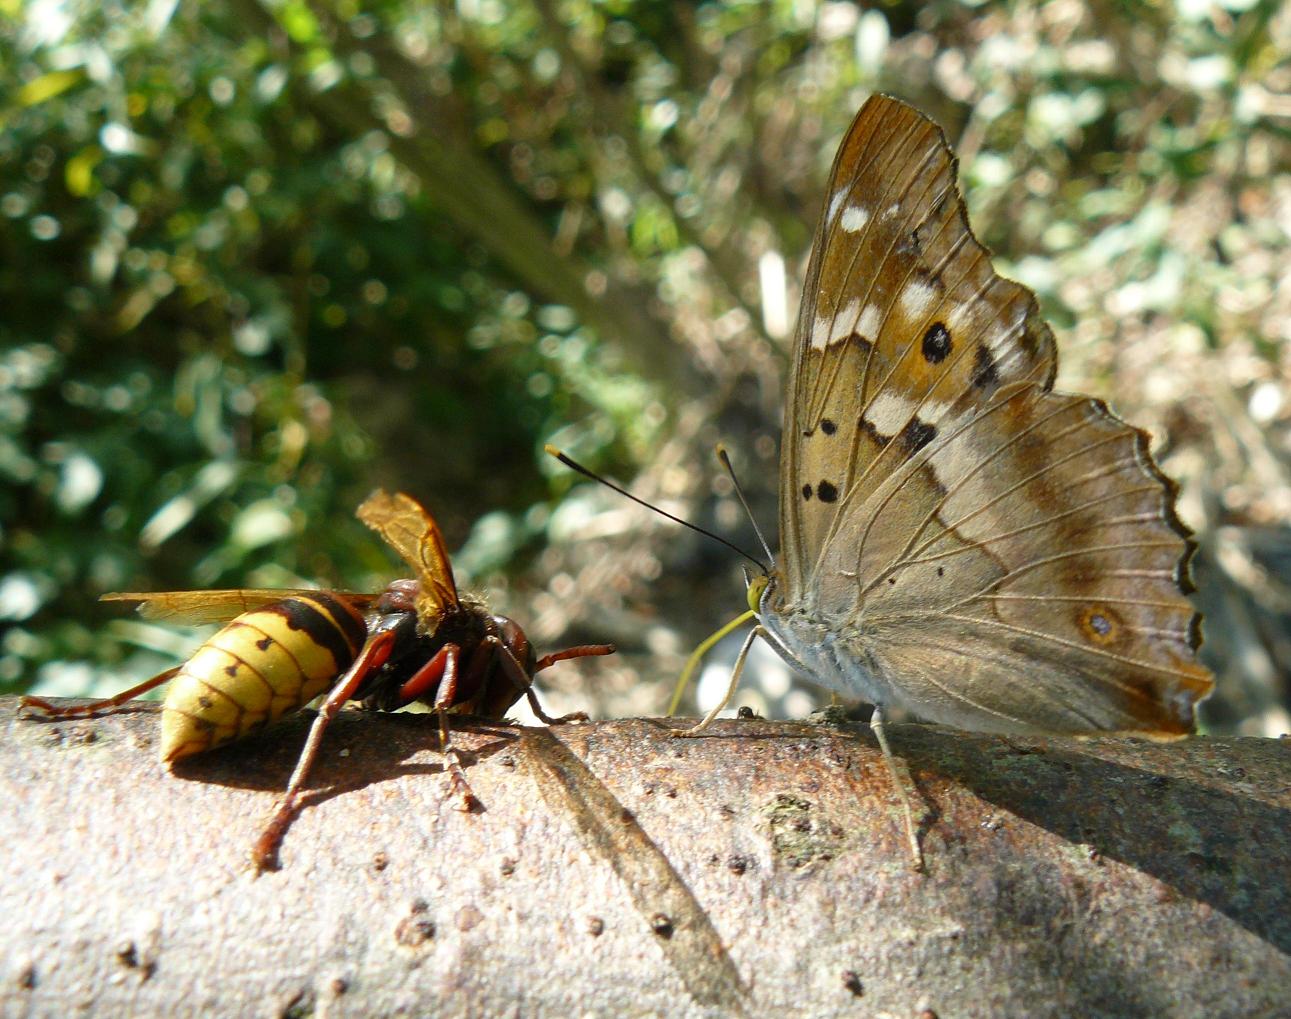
<box><xmin>159</xmin><ymin>593</ymin><xmax>369</xmax><ymax>762</ymax></box>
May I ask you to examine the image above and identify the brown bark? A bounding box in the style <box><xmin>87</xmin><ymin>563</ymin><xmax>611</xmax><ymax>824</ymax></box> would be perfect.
<box><xmin>2</xmin><ymin>696</ymin><xmax>1287</xmax><ymax>1018</ymax></box>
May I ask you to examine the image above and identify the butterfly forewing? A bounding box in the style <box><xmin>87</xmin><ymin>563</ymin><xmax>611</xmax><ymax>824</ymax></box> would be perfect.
<box><xmin>783</xmin><ymin>98</ymin><xmax>1060</xmax><ymax>596</ymax></box>
<box><xmin>770</xmin><ymin>94</ymin><xmax>1211</xmax><ymax>735</ymax></box>
<box><xmin>356</xmin><ymin>489</ymin><xmax>460</xmax><ymax>622</ymax></box>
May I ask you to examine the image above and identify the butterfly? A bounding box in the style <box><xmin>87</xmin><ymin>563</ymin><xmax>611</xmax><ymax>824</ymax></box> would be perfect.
<box><xmin>676</xmin><ymin>95</ymin><xmax>1213</xmax><ymax>863</ymax></box>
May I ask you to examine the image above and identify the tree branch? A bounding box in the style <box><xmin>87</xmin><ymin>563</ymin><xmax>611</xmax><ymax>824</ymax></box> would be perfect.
<box><xmin>4</xmin><ymin>696</ymin><xmax>1288</xmax><ymax>1016</ymax></box>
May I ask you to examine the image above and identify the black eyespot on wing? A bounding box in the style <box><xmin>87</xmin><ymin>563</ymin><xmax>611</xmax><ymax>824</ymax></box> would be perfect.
<box><xmin>802</xmin><ymin>483</ymin><xmax>813</xmax><ymax>501</ymax></box>
<box><xmin>922</xmin><ymin>322</ymin><xmax>952</xmax><ymax>364</ymax></box>
<box><xmin>900</xmin><ymin>418</ymin><xmax>937</xmax><ymax>455</ymax></box>
<box><xmin>817</xmin><ymin>480</ymin><xmax>838</xmax><ymax>503</ymax></box>
<box><xmin>821</xmin><ymin>419</ymin><xmax>837</xmax><ymax>435</ymax></box>
<box><xmin>972</xmin><ymin>344</ymin><xmax>1000</xmax><ymax>391</ymax></box>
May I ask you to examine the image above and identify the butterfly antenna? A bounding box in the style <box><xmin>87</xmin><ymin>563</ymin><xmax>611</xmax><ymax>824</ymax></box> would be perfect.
<box><xmin>545</xmin><ymin>446</ymin><xmax>768</xmax><ymax>574</ymax></box>
<box><xmin>715</xmin><ymin>444</ymin><xmax>775</xmax><ymax>569</ymax></box>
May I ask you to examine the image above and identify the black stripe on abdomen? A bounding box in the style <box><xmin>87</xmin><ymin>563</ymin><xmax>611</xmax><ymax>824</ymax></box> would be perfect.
<box><xmin>308</xmin><ymin>592</ymin><xmax>369</xmax><ymax>653</ymax></box>
<box><xmin>271</xmin><ymin>594</ymin><xmax>366</xmax><ymax>671</ymax></box>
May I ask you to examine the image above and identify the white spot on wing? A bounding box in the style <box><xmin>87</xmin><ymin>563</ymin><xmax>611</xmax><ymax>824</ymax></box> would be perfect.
<box><xmin>840</xmin><ymin>206</ymin><xmax>870</xmax><ymax>233</ymax></box>
<box><xmin>811</xmin><ymin>315</ymin><xmax>830</xmax><ymax>350</ymax></box>
<box><xmin>811</xmin><ymin>297</ymin><xmax>862</xmax><ymax>350</ymax></box>
<box><xmin>857</xmin><ymin>303</ymin><xmax>881</xmax><ymax>340</ymax></box>
<box><xmin>900</xmin><ymin>279</ymin><xmax>938</xmax><ymax>320</ymax></box>
<box><xmin>987</xmin><ymin>302</ymin><xmax>1027</xmax><ymax>355</ymax></box>
<box><xmin>946</xmin><ymin>301</ymin><xmax>975</xmax><ymax>335</ymax></box>
<box><xmin>865</xmin><ymin>391</ymin><xmax>918</xmax><ymax>435</ymax></box>
<box><xmin>826</xmin><ymin>187</ymin><xmax>849</xmax><ymax>226</ymax></box>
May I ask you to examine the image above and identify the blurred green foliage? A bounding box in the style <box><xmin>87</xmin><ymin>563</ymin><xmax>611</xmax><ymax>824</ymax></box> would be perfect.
<box><xmin>2</xmin><ymin>0</ymin><xmax>1288</xmax><ymax>729</ymax></box>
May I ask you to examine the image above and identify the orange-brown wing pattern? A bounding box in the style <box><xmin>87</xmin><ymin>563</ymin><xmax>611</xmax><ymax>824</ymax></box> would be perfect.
<box><xmin>764</xmin><ymin>94</ymin><xmax>1210</xmax><ymax>736</ymax></box>
<box><xmin>101</xmin><ymin>589</ymin><xmax>378</xmax><ymax>625</ymax></box>
<box><xmin>356</xmin><ymin>489</ymin><xmax>460</xmax><ymax>621</ymax></box>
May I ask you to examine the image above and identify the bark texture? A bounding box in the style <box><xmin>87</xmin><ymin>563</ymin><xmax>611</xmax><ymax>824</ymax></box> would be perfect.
<box><xmin>2</xmin><ymin>695</ymin><xmax>1288</xmax><ymax>1018</ymax></box>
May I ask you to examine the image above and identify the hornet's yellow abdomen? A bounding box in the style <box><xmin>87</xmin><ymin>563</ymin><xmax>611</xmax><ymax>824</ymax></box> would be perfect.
<box><xmin>160</xmin><ymin>593</ymin><xmax>368</xmax><ymax>763</ymax></box>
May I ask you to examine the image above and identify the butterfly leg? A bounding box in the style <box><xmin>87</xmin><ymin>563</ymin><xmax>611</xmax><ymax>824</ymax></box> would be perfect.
<box><xmin>252</xmin><ymin>628</ymin><xmax>398</xmax><ymax>874</ymax></box>
<box><xmin>673</xmin><ymin>625</ymin><xmax>765</xmax><ymax>737</ymax></box>
<box><xmin>870</xmin><ymin>704</ymin><xmax>926</xmax><ymax>872</ymax></box>
<box><xmin>20</xmin><ymin>666</ymin><xmax>182</xmax><ymax>719</ymax></box>
<box><xmin>668</xmin><ymin>609</ymin><xmax>757</xmax><ymax>716</ymax></box>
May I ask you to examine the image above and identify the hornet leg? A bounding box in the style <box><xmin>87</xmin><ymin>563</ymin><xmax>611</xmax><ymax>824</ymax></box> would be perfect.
<box><xmin>252</xmin><ymin>628</ymin><xmax>397</xmax><ymax>874</ymax></box>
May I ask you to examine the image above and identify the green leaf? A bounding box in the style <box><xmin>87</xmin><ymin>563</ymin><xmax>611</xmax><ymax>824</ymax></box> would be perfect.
<box><xmin>17</xmin><ymin>69</ymin><xmax>84</xmax><ymax>107</ymax></box>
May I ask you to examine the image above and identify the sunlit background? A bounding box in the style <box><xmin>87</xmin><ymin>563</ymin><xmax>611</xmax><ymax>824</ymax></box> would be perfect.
<box><xmin>2</xmin><ymin>0</ymin><xmax>1288</xmax><ymax>735</ymax></box>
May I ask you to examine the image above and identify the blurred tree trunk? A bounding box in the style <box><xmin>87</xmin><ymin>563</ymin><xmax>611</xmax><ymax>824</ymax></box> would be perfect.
<box><xmin>2</xmin><ymin>696</ymin><xmax>1287</xmax><ymax>1018</ymax></box>
<box><xmin>225</xmin><ymin>0</ymin><xmax>692</xmax><ymax>392</ymax></box>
